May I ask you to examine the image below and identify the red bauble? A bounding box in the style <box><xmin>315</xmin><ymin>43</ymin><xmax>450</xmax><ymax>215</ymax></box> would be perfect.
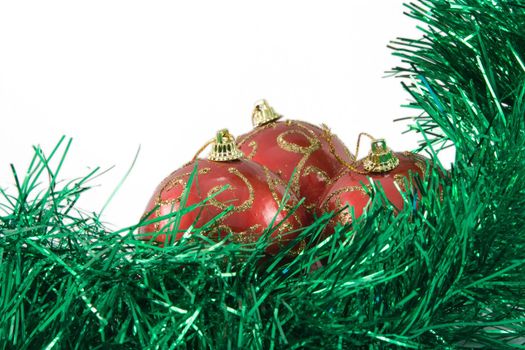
<box><xmin>139</xmin><ymin>129</ymin><xmax>309</xmax><ymax>255</ymax></box>
<box><xmin>237</xmin><ymin>100</ymin><xmax>353</xmax><ymax>211</ymax></box>
<box><xmin>319</xmin><ymin>139</ymin><xmax>429</xmax><ymax>230</ymax></box>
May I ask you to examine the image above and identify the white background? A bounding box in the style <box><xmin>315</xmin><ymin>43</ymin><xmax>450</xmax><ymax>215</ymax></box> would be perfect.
<box><xmin>0</xmin><ymin>1</ymin><xmax>452</xmax><ymax>228</ymax></box>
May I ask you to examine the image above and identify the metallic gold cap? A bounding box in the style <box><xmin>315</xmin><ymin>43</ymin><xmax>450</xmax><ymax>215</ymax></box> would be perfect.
<box><xmin>208</xmin><ymin>129</ymin><xmax>244</xmax><ymax>162</ymax></box>
<box><xmin>362</xmin><ymin>139</ymin><xmax>399</xmax><ymax>173</ymax></box>
<box><xmin>252</xmin><ymin>99</ymin><xmax>282</xmax><ymax>127</ymax></box>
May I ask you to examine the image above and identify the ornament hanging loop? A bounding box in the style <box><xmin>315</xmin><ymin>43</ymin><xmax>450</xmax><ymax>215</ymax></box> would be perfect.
<box><xmin>322</xmin><ymin>125</ymin><xmax>368</xmax><ymax>174</ymax></box>
<box><xmin>354</xmin><ymin>132</ymin><xmax>377</xmax><ymax>160</ymax></box>
<box><xmin>322</xmin><ymin>127</ymin><xmax>399</xmax><ymax>174</ymax></box>
<box><xmin>192</xmin><ymin>138</ymin><xmax>215</xmax><ymax>161</ymax></box>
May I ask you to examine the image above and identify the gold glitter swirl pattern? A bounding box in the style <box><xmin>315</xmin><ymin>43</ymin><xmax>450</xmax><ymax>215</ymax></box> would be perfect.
<box><xmin>394</xmin><ymin>174</ymin><xmax>407</xmax><ymax>192</ymax></box>
<box><xmin>276</xmin><ymin>126</ymin><xmax>321</xmax><ymax>195</ymax></box>
<box><xmin>287</xmin><ymin>239</ymin><xmax>306</xmax><ymax>257</ymax></box>
<box><xmin>263</xmin><ymin>166</ymin><xmax>287</xmax><ymax>208</ymax></box>
<box><xmin>333</xmin><ymin>196</ymin><xmax>353</xmax><ymax>225</ymax></box>
<box><xmin>213</xmin><ymin>224</ymin><xmax>262</xmax><ymax>244</ymax></box>
<box><xmin>415</xmin><ymin>161</ymin><xmax>426</xmax><ymax>174</ymax></box>
<box><xmin>206</xmin><ymin>167</ymin><xmax>255</xmax><ymax>215</ymax></box>
<box><xmin>322</xmin><ymin>185</ymin><xmax>372</xmax><ymax>227</ymax></box>
<box><xmin>152</xmin><ymin>167</ymin><xmax>211</xmax><ymax>231</ymax></box>
<box><xmin>303</xmin><ymin>203</ymin><xmax>315</xmax><ymax>212</ymax></box>
<box><xmin>160</xmin><ymin>167</ymin><xmax>211</xmax><ymax>194</ymax></box>
<box><xmin>262</xmin><ymin>166</ymin><xmax>303</xmax><ymax>226</ymax></box>
<box><xmin>216</xmin><ymin>222</ymin><xmax>303</xmax><ymax>257</ymax></box>
<box><xmin>273</xmin><ymin>221</ymin><xmax>293</xmax><ymax>248</ymax></box>
<box><xmin>277</xmin><ymin>129</ymin><xmax>320</xmax><ymax>154</ymax></box>
<box><xmin>321</xmin><ymin>185</ymin><xmax>372</xmax><ymax>213</ymax></box>
<box><xmin>245</xmin><ymin>141</ymin><xmax>258</xmax><ymax>159</ymax></box>
<box><xmin>303</xmin><ymin>165</ymin><xmax>330</xmax><ymax>183</ymax></box>
<box><xmin>325</xmin><ymin>169</ymin><xmax>351</xmax><ymax>187</ymax></box>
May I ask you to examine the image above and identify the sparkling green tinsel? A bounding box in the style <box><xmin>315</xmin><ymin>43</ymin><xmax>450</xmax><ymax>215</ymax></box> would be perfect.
<box><xmin>1</xmin><ymin>0</ymin><xmax>525</xmax><ymax>348</ymax></box>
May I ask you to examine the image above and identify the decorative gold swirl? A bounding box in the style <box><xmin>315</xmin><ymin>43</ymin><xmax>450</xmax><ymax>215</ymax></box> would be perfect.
<box><xmin>303</xmin><ymin>165</ymin><xmax>330</xmax><ymax>183</ymax></box>
<box><xmin>206</xmin><ymin>167</ymin><xmax>255</xmax><ymax>216</ymax></box>
<box><xmin>394</xmin><ymin>174</ymin><xmax>407</xmax><ymax>192</ymax></box>
<box><xmin>166</xmin><ymin>166</ymin><xmax>256</xmax><ymax>240</ymax></box>
<box><xmin>287</xmin><ymin>239</ymin><xmax>306</xmax><ymax>257</ymax></box>
<box><xmin>333</xmin><ymin>196</ymin><xmax>353</xmax><ymax>225</ymax></box>
<box><xmin>153</xmin><ymin>167</ymin><xmax>211</xmax><ymax>231</ymax></box>
<box><xmin>263</xmin><ymin>166</ymin><xmax>286</xmax><ymax>208</ymax></box>
<box><xmin>245</xmin><ymin>141</ymin><xmax>258</xmax><ymax>159</ymax></box>
<box><xmin>321</xmin><ymin>185</ymin><xmax>371</xmax><ymax>213</ymax></box>
<box><xmin>272</xmin><ymin>221</ymin><xmax>293</xmax><ymax>249</ymax></box>
<box><xmin>305</xmin><ymin>203</ymin><xmax>318</xmax><ymax>212</ymax></box>
<box><xmin>160</xmin><ymin>167</ymin><xmax>211</xmax><ymax>195</ymax></box>
<box><xmin>325</xmin><ymin>169</ymin><xmax>350</xmax><ymax>187</ymax></box>
<box><xmin>213</xmin><ymin>224</ymin><xmax>262</xmax><ymax>244</ymax></box>
<box><xmin>262</xmin><ymin>166</ymin><xmax>303</xmax><ymax>226</ymax></box>
<box><xmin>276</xmin><ymin>125</ymin><xmax>321</xmax><ymax>196</ymax></box>
<box><xmin>216</xmin><ymin>222</ymin><xmax>303</xmax><ymax>257</ymax></box>
<box><xmin>321</xmin><ymin>184</ymin><xmax>372</xmax><ymax>226</ymax></box>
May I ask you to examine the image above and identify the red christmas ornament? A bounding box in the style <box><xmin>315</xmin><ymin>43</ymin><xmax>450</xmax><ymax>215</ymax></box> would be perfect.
<box><xmin>139</xmin><ymin>129</ymin><xmax>309</xmax><ymax>255</ymax></box>
<box><xmin>319</xmin><ymin>136</ymin><xmax>430</xmax><ymax>230</ymax></box>
<box><xmin>237</xmin><ymin>100</ymin><xmax>353</xmax><ymax>212</ymax></box>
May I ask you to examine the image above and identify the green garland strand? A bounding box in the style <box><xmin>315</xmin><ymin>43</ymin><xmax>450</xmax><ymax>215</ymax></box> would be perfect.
<box><xmin>1</xmin><ymin>0</ymin><xmax>525</xmax><ymax>348</ymax></box>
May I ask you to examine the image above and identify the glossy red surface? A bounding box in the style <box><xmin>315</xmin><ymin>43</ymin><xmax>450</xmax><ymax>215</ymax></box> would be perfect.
<box><xmin>237</xmin><ymin>120</ymin><xmax>353</xmax><ymax>211</ymax></box>
<box><xmin>318</xmin><ymin>151</ymin><xmax>429</xmax><ymax>230</ymax></box>
<box><xmin>139</xmin><ymin>158</ymin><xmax>310</xmax><ymax>255</ymax></box>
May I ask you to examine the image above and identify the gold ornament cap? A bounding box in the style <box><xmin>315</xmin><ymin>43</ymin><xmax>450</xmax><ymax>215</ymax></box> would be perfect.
<box><xmin>362</xmin><ymin>139</ymin><xmax>399</xmax><ymax>173</ymax></box>
<box><xmin>208</xmin><ymin>129</ymin><xmax>244</xmax><ymax>162</ymax></box>
<box><xmin>252</xmin><ymin>99</ymin><xmax>282</xmax><ymax>127</ymax></box>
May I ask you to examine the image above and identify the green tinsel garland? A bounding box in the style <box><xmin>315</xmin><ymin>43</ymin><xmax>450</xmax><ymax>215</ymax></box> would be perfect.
<box><xmin>1</xmin><ymin>0</ymin><xmax>525</xmax><ymax>348</ymax></box>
